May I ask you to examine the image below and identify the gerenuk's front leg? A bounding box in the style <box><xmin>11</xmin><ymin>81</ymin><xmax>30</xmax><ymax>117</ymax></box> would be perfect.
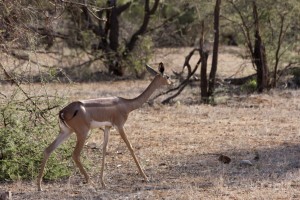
<box><xmin>118</xmin><ymin>126</ymin><xmax>149</xmax><ymax>182</ymax></box>
<box><xmin>100</xmin><ymin>126</ymin><xmax>110</xmax><ymax>188</ymax></box>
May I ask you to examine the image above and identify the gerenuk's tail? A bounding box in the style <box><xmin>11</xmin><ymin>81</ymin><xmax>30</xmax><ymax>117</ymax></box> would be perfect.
<box><xmin>59</xmin><ymin>110</ymin><xmax>78</xmax><ymax>127</ymax></box>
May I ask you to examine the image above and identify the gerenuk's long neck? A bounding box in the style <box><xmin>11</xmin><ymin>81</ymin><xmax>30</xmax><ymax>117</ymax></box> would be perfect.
<box><xmin>127</xmin><ymin>75</ymin><xmax>161</xmax><ymax>112</ymax></box>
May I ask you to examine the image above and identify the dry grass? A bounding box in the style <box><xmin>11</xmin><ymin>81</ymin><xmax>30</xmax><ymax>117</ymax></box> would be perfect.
<box><xmin>1</xmin><ymin>47</ymin><xmax>300</xmax><ymax>199</ymax></box>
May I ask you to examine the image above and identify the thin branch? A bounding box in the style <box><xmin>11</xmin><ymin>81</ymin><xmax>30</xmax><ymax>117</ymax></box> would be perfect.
<box><xmin>276</xmin><ymin>62</ymin><xmax>298</xmax><ymax>83</ymax></box>
<box><xmin>273</xmin><ymin>10</ymin><xmax>291</xmax><ymax>86</ymax></box>
<box><xmin>229</xmin><ymin>0</ymin><xmax>254</xmax><ymax>60</ymax></box>
<box><xmin>61</xmin><ymin>0</ymin><xmax>112</xmax><ymax>11</ymax></box>
<box><xmin>150</xmin><ymin>48</ymin><xmax>202</xmax><ymax>104</ymax></box>
<box><xmin>161</xmin><ymin>57</ymin><xmax>201</xmax><ymax>104</ymax></box>
<box><xmin>273</xmin><ymin>14</ymin><xmax>285</xmax><ymax>86</ymax></box>
<box><xmin>126</xmin><ymin>0</ymin><xmax>160</xmax><ymax>52</ymax></box>
<box><xmin>150</xmin><ymin>48</ymin><xmax>200</xmax><ymax>102</ymax></box>
<box><xmin>0</xmin><ymin>63</ymin><xmax>49</xmax><ymax>123</ymax></box>
<box><xmin>145</xmin><ymin>12</ymin><xmax>182</xmax><ymax>35</ymax></box>
<box><xmin>61</xmin><ymin>0</ymin><xmax>110</xmax><ymax>21</ymax></box>
<box><xmin>87</xmin><ymin>7</ymin><xmax>107</xmax><ymax>21</ymax></box>
<box><xmin>0</xmin><ymin>92</ymin><xmax>7</xmax><ymax>98</ymax></box>
<box><xmin>68</xmin><ymin>55</ymin><xmax>104</xmax><ymax>69</ymax></box>
<box><xmin>3</xmin><ymin>50</ymin><xmax>55</xmax><ymax>69</ymax></box>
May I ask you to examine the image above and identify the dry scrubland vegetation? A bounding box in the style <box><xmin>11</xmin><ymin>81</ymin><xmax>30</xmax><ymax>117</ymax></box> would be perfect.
<box><xmin>1</xmin><ymin>48</ymin><xmax>300</xmax><ymax>199</ymax></box>
<box><xmin>1</xmin><ymin>0</ymin><xmax>300</xmax><ymax>199</ymax></box>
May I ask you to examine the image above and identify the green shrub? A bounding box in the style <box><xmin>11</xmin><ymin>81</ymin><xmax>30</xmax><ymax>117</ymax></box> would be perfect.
<box><xmin>0</xmin><ymin>93</ymin><xmax>76</xmax><ymax>181</ymax></box>
<box><xmin>123</xmin><ymin>35</ymin><xmax>154</xmax><ymax>77</ymax></box>
<box><xmin>241</xmin><ymin>79</ymin><xmax>257</xmax><ymax>93</ymax></box>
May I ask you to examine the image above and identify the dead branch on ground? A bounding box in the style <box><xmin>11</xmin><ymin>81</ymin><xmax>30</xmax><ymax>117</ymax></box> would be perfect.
<box><xmin>150</xmin><ymin>48</ymin><xmax>201</xmax><ymax>104</ymax></box>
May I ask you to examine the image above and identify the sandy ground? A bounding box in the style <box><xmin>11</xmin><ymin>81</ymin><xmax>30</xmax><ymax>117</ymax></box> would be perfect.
<box><xmin>1</xmin><ymin>47</ymin><xmax>300</xmax><ymax>199</ymax></box>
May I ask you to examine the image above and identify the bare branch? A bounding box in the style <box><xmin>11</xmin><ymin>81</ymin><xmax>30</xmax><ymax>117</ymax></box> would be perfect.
<box><xmin>61</xmin><ymin>0</ymin><xmax>112</xmax><ymax>11</ymax></box>
<box><xmin>150</xmin><ymin>48</ymin><xmax>202</xmax><ymax>104</ymax></box>
<box><xmin>61</xmin><ymin>0</ymin><xmax>110</xmax><ymax>21</ymax></box>
<box><xmin>126</xmin><ymin>0</ymin><xmax>160</xmax><ymax>52</ymax></box>
<box><xmin>161</xmin><ymin>57</ymin><xmax>201</xmax><ymax>104</ymax></box>
<box><xmin>273</xmin><ymin>11</ymin><xmax>292</xmax><ymax>86</ymax></box>
<box><xmin>0</xmin><ymin>63</ymin><xmax>49</xmax><ymax>123</ymax></box>
<box><xmin>229</xmin><ymin>0</ymin><xmax>254</xmax><ymax>59</ymax></box>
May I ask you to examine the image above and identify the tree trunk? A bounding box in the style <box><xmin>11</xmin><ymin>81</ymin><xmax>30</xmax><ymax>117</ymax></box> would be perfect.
<box><xmin>81</xmin><ymin>0</ymin><xmax>159</xmax><ymax>76</ymax></box>
<box><xmin>200</xmin><ymin>50</ymin><xmax>209</xmax><ymax>103</ymax></box>
<box><xmin>199</xmin><ymin>21</ymin><xmax>209</xmax><ymax>103</ymax></box>
<box><xmin>252</xmin><ymin>0</ymin><xmax>269</xmax><ymax>92</ymax></box>
<box><xmin>254</xmin><ymin>32</ymin><xmax>268</xmax><ymax>92</ymax></box>
<box><xmin>208</xmin><ymin>0</ymin><xmax>221</xmax><ymax>97</ymax></box>
<box><xmin>126</xmin><ymin>0</ymin><xmax>160</xmax><ymax>52</ymax></box>
<box><xmin>102</xmin><ymin>0</ymin><xmax>158</xmax><ymax>76</ymax></box>
<box><xmin>100</xmin><ymin>0</ymin><xmax>131</xmax><ymax>76</ymax></box>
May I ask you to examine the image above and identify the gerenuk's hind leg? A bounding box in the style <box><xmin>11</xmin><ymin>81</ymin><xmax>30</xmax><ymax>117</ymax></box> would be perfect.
<box><xmin>72</xmin><ymin>128</ymin><xmax>90</xmax><ymax>183</ymax></box>
<box><xmin>37</xmin><ymin>127</ymin><xmax>72</xmax><ymax>191</ymax></box>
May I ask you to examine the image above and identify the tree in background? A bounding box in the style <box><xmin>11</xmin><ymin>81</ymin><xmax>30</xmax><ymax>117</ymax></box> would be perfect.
<box><xmin>226</xmin><ymin>0</ymin><xmax>300</xmax><ymax>92</ymax></box>
<box><xmin>1</xmin><ymin>0</ymin><xmax>299</xmax><ymax>87</ymax></box>
<box><xmin>0</xmin><ymin>0</ymin><xmax>161</xmax><ymax>77</ymax></box>
<box><xmin>1</xmin><ymin>0</ymin><xmax>300</xmax><ymax>181</ymax></box>
<box><xmin>201</xmin><ymin>0</ymin><xmax>221</xmax><ymax>103</ymax></box>
<box><xmin>95</xmin><ymin>0</ymin><xmax>160</xmax><ymax>76</ymax></box>
<box><xmin>151</xmin><ymin>0</ymin><xmax>299</xmax><ymax>104</ymax></box>
<box><xmin>59</xmin><ymin>0</ymin><xmax>161</xmax><ymax>76</ymax></box>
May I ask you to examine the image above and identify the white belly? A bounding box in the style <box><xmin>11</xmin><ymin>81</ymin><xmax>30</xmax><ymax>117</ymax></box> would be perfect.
<box><xmin>90</xmin><ymin>120</ymin><xmax>112</xmax><ymax>128</ymax></box>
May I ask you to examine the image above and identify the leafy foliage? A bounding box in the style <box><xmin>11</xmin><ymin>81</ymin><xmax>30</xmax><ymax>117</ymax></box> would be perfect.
<box><xmin>241</xmin><ymin>79</ymin><xmax>257</xmax><ymax>93</ymax></box>
<box><xmin>0</xmin><ymin>87</ymin><xmax>77</xmax><ymax>181</ymax></box>
<box><xmin>0</xmin><ymin>0</ymin><xmax>299</xmax><ymax>183</ymax></box>
<box><xmin>123</xmin><ymin>35</ymin><xmax>154</xmax><ymax>77</ymax></box>
<box><xmin>224</xmin><ymin>0</ymin><xmax>300</xmax><ymax>69</ymax></box>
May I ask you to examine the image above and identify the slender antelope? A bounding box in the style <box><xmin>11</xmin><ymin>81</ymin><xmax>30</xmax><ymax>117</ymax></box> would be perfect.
<box><xmin>37</xmin><ymin>63</ymin><xmax>171</xmax><ymax>191</ymax></box>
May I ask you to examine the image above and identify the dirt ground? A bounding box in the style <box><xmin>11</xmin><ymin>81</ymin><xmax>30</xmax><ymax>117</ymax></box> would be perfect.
<box><xmin>1</xmin><ymin>47</ymin><xmax>300</xmax><ymax>199</ymax></box>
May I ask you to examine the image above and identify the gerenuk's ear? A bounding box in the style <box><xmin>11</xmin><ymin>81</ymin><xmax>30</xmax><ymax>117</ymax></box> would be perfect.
<box><xmin>158</xmin><ymin>62</ymin><xmax>164</xmax><ymax>74</ymax></box>
<box><xmin>146</xmin><ymin>64</ymin><xmax>158</xmax><ymax>76</ymax></box>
